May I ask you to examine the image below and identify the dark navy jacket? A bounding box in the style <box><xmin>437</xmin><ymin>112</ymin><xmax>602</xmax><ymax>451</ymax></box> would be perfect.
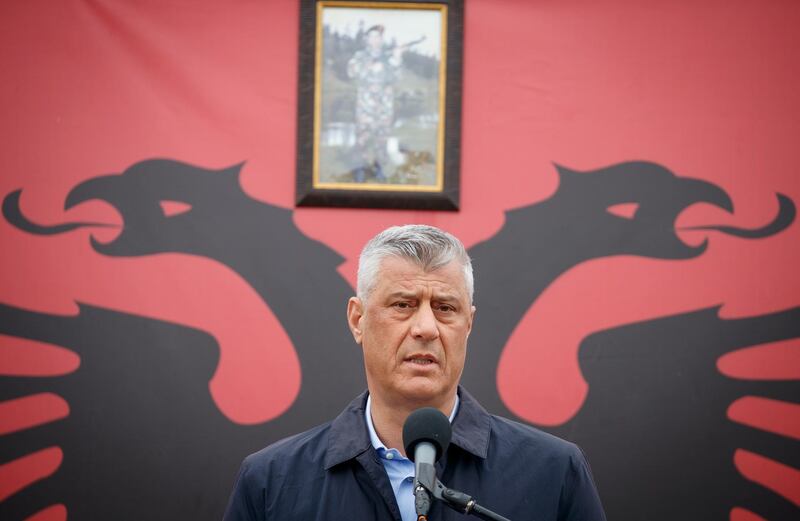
<box><xmin>223</xmin><ymin>388</ymin><xmax>606</xmax><ymax>520</ymax></box>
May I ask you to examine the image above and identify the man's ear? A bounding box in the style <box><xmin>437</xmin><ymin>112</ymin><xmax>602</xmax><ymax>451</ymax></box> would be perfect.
<box><xmin>467</xmin><ymin>305</ymin><xmax>476</xmax><ymax>336</ymax></box>
<box><xmin>347</xmin><ymin>297</ymin><xmax>364</xmax><ymax>344</ymax></box>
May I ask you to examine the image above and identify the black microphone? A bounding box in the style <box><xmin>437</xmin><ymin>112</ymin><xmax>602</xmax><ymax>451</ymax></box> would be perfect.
<box><xmin>403</xmin><ymin>407</ymin><xmax>452</xmax><ymax>520</ymax></box>
<box><xmin>402</xmin><ymin>407</ymin><xmax>513</xmax><ymax>521</ymax></box>
<box><xmin>403</xmin><ymin>406</ymin><xmax>452</xmax><ymax>474</ymax></box>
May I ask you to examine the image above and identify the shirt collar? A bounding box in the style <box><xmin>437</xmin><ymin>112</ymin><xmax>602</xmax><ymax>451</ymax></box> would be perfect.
<box><xmin>325</xmin><ymin>386</ymin><xmax>491</xmax><ymax>470</ymax></box>
<box><xmin>364</xmin><ymin>393</ymin><xmax>460</xmax><ymax>452</ymax></box>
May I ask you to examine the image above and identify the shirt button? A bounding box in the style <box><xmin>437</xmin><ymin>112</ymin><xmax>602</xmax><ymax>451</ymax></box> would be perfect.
<box><xmin>385</xmin><ymin>452</ymin><xmax>394</xmax><ymax>460</ymax></box>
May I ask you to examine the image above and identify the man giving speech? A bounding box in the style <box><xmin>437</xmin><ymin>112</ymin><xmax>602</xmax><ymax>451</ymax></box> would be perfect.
<box><xmin>223</xmin><ymin>225</ymin><xmax>606</xmax><ymax>521</ymax></box>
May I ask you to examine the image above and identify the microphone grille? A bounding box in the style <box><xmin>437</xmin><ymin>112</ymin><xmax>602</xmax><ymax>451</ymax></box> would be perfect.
<box><xmin>402</xmin><ymin>407</ymin><xmax>452</xmax><ymax>462</ymax></box>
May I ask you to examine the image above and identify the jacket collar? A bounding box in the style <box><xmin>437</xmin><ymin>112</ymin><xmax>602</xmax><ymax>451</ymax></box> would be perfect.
<box><xmin>324</xmin><ymin>386</ymin><xmax>491</xmax><ymax>470</ymax></box>
<box><xmin>450</xmin><ymin>387</ymin><xmax>492</xmax><ymax>459</ymax></box>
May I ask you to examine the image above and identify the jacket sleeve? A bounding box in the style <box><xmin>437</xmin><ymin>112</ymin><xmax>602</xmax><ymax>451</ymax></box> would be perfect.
<box><xmin>558</xmin><ymin>445</ymin><xmax>607</xmax><ymax>521</ymax></box>
<box><xmin>223</xmin><ymin>456</ymin><xmax>265</xmax><ymax>521</ymax></box>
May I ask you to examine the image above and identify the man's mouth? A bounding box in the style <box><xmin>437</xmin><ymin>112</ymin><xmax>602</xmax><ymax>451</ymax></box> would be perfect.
<box><xmin>405</xmin><ymin>354</ymin><xmax>438</xmax><ymax>366</ymax></box>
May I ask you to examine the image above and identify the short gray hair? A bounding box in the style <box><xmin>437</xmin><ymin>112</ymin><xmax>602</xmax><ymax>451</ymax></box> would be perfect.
<box><xmin>357</xmin><ymin>224</ymin><xmax>474</xmax><ymax>303</ymax></box>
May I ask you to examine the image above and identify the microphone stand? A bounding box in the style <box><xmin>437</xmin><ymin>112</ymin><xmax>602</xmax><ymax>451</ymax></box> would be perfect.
<box><xmin>414</xmin><ymin>459</ymin><xmax>436</xmax><ymax>520</ymax></box>
<box><xmin>414</xmin><ymin>462</ymin><xmax>511</xmax><ymax>521</ymax></box>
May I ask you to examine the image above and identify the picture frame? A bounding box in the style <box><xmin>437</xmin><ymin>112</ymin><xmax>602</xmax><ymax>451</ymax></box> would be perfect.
<box><xmin>296</xmin><ymin>0</ymin><xmax>464</xmax><ymax>210</ymax></box>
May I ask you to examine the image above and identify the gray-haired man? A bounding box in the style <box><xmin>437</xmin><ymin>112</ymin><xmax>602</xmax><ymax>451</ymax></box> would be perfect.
<box><xmin>224</xmin><ymin>224</ymin><xmax>606</xmax><ymax>521</ymax></box>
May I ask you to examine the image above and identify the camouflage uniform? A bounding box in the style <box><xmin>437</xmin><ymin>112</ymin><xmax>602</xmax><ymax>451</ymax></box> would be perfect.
<box><xmin>347</xmin><ymin>46</ymin><xmax>402</xmax><ymax>181</ymax></box>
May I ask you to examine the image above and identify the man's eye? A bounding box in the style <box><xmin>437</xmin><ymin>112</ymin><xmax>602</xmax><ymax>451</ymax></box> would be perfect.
<box><xmin>394</xmin><ymin>302</ymin><xmax>412</xmax><ymax>309</ymax></box>
<box><xmin>436</xmin><ymin>304</ymin><xmax>455</xmax><ymax>313</ymax></box>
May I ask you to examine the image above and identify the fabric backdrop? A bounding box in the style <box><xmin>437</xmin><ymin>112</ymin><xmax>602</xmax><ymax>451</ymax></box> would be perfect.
<box><xmin>1</xmin><ymin>1</ymin><xmax>798</xmax><ymax>520</ymax></box>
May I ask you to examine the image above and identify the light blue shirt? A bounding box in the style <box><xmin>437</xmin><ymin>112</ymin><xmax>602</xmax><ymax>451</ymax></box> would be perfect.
<box><xmin>365</xmin><ymin>394</ymin><xmax>460</xmax><ymax>521</ymax></box>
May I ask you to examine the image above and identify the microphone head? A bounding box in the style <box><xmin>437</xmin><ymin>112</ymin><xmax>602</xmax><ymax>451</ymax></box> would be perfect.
<box><xmin>402</xmin><ymin>407</ymin><xmax>452</xmax><ymax>462</ymax></box>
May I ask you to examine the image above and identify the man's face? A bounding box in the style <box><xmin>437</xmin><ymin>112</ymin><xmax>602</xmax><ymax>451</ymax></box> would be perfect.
<box><xmin>347</xmin><ymin>257</ymin><xmax>475</xmax><ymax>408</ymax></box>
<box><xmin>367</xmin><ymin>30</ymin><xmax>383</xmax><ymax>51</ymax></box>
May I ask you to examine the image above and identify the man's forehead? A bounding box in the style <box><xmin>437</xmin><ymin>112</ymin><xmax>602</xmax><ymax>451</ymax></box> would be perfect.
<box><xmin>375</xmin><ymin>257</ymin><xmax>468</xmax><ymax>294</ymax></box>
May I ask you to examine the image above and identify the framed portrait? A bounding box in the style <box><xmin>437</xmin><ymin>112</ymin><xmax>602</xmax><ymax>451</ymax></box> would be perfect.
<box><xmin>296</xmin><ymin>0</ymin><xmax>464</xmax><ymax>210</ymax></box>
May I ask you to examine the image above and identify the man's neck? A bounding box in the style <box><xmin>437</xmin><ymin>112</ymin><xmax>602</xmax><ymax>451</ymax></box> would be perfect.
<box><xmin>368</xmin><ymin>391</ymin><xmax>457</xmax><ymax>457</ymax></box>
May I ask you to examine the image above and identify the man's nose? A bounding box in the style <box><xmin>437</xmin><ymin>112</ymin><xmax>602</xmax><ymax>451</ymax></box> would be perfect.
<box><xmin>411</xmin><ymin>303</ymin><xmax>440</xmax><ymax>341</ymax></box>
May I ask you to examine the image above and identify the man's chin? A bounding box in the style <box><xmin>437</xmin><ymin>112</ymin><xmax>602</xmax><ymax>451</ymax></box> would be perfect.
<box><xmin>394</xmin><ymin>380</ymin><xmax>454</xmax><ymax>408</ymax></box>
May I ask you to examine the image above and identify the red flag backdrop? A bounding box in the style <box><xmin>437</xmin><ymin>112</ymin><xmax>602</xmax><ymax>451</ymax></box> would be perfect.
<box><xmin>1</xmin><ymin>1</ymin><xmax>798</xmax><ymax>520</ymax></box>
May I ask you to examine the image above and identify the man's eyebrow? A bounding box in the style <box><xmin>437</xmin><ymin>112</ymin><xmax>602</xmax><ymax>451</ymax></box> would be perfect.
<box><xmin>384</xmin><ymin>291</ymin><xmax>462</xmax><ymax>302</ymax></box>
<box><xmin>386</xmin><ymin>291</ymin><xmax>418</xmax><ymax>299</ymax></box>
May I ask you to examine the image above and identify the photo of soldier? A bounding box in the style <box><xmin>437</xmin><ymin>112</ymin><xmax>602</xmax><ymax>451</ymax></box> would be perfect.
<box><xmin>316</xmin><ymin>6</ymin><xmax>443</xmax><ymax>188</ymax></box>
<box><xmin>347</xmin><ymin>25</ymin><xmax>403</xmax><ymax>182</ymax></box>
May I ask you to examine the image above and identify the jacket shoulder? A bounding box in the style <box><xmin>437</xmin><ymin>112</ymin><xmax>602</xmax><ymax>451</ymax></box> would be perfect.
<box><xmin>241</xmin><ymin>421</ymin><xmax>333</xmax><ymax>476</ymax></box>
<box><xmin>223</xmin><ymin>422</ymin><xmax>339</xmax><ymax>520</ymax></box>
<box><xmin>488</xmin><ymin>414</ymin><xmax>584</xmax><ymax>461</ymax></box>
<box><xmin>481</xmin><ymin>416</ymin><xmax>606</xmax><ymax>520</ymax></box>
